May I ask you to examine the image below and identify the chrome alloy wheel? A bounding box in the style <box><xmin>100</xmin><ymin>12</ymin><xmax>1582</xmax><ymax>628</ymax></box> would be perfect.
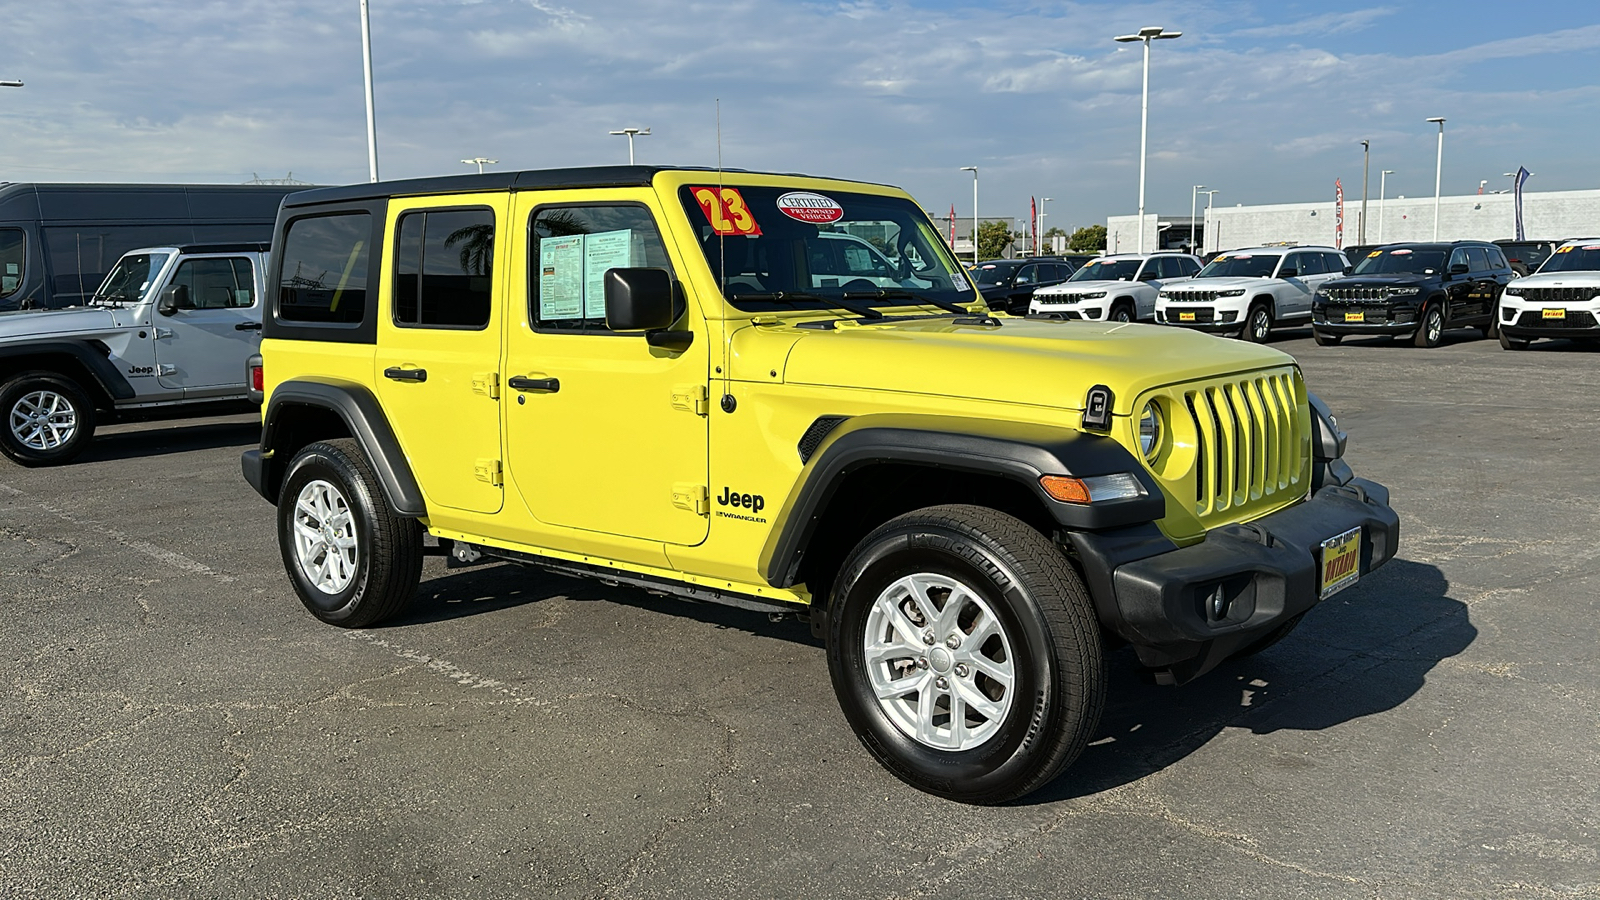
<box><xmin>291</xmin><ymin>479</ymin><xmax>359</xmax><ymax>594</ymax></box>
<box><xmin>1250</xmin><ymin>307</ymin><xmax>1271</xmax><ymax>340</ymax></box>
<box><xmin>1426</xmin><ymin>309</ymin><xmax>1443</xmax><ymax>343</ymax></box>
<box><xmin>862</xmin><ymin>573</ymin><xmax>1016</xmax><ymax>751</ymax></box>
<box><xmin>8</xmin><ymin>389</ymin><xmax>78</xmax><ymax>451</ymax></box>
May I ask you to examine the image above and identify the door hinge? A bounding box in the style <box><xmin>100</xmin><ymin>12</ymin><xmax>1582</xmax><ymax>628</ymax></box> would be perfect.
<box><xmin>671</xmin><ymin>384</ymin><xmax>709</xmax><ymax>416</ymax></box>
<box><xmin>472</xmin><ymin>372</ymin><xmax>500</xmax><ymax>399</ymax></box>
<box><xmin>158</xmin><ymin>364</ymin><xmax>176</xmax><ymax>376</ymax></box>
<box><xmin>672</xmin><ymin>483</ymin><xmax>709</xmax><ymax>515</ymax></box>
<box><xmin>474</xmin><ymin>458</ymin><xmax>503</xmax><ymax>486</ymax></box>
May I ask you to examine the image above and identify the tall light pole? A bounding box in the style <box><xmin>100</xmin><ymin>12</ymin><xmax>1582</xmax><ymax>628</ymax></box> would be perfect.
<box><xmin>1378</xmin><ymin>170</ymin><xmax>1394</xmax><ymax>243</ymax></box>
<box><xmin>1190</xmin><ymin>185</ymin><xmax>1206</xmax><ymax>253</ymax></box>
<box><xmin>360</xmin><ymin>0</ymin><xmax>380</xmax><ymax>183</ymax></box>
<box><xmin>1114</xmin><ymin>25</ymin><xmax>1182</xmax><ymax>255</ymax></box>
<box><xmin>1200</xmin><ymin>189</ymin><xmax>1218</xmax><ymax>253</ymax></box>
<box><xmin>1359</xmin><ymin>140</ymin><xmax>1370</xmax><ymax>244</ymax></box>
<box><xmin>961</xmin><ymin>166</ymin><xmax>979</xmax><ymax>263</ymax></box>
<box><xmin>460</xmin><ymin>157</ymin><xmax>497</xmax><ymax>174</ymax></box>
<box><xmin>1039</xmin><ymin>197</ymin><xmax>1052</xmax><ymax>255</ymax></box>
<box><xmin>1427</xmin><ymin>117</ymin><xmax>1445</xmax><ymax>241</ymax></box>
<box><xmin>608</xmin><ymin>127</ymin><xmax>651</xmax><ymax>165</ymax></box>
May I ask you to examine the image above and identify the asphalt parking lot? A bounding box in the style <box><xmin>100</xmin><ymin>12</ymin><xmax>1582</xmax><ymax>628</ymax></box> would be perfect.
<box><xmin>2</xmin><ymin>326</ymin><xmax>1597</xmax><ymax>899</ymax></box>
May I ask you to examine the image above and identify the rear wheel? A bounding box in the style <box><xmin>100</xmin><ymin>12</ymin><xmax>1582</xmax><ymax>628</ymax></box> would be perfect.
<box><xmin>1242</xmin><ymin>302</ymin><xmax>1273</xmax><ymax>343</ymax></box>
<box><xmin>1413</xmin><ymin>304</ymin><xmax>1444</xmax><ymax>348</ymax></box>
<box><xmin>1312</xmin><ymin>329</ymin><xmax>1342</xmax><ymax>346</ymax></box>
<box><xmin>827</xmin><ymin>504</ymin><xmax>1105</xmax><ymax>804</ymax></box>
<box><xmin>1499</xmin><ymin>330</ymin><xmax>1530</xmax><ymax>351</ymax></box>
<box><xmin>0</xmin><ymin>371</ymin><xmax>97</xmax><ymax>467</ymax></box>
<box><xmin>277</xmin><ymin>438</ymin><xmax>423</xmax><ymax>627</ymax></box>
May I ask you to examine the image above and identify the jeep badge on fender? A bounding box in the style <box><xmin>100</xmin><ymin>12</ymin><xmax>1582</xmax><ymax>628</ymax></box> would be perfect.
<box><xmin>243</xmin><ymin>165</ymin><xmax>1398</xmax><ymax>804</ymax></box>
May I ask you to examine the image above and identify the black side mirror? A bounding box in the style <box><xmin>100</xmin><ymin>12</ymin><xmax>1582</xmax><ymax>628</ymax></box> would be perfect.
<box><xmin>157</xmin><ymin>284</ymin><xmax>189</xmax><ymax>316</ymax></box>
<box><xmin>1279</xmin><ymin>268</ymin><xmax>1298</xmax><ymax>278</ymax></box>
<box><xmin>1344</xmin><ymin>265</ymin><xmax>1353</xmax><ymax>274</ymax></box>
<box><xmin>1449</xmin><ymin>263</ymin><xmax>1470</xmax><ymax>274</ymax></box>
<box><xmin>605</xmin><ymin>268</ymin><xmax>675</xmax><ymax>331</ymax></box>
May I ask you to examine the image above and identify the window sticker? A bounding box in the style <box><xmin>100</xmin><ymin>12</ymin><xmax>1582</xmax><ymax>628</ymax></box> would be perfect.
<box><xmin>1213</xmin><ymin>256</ymin><xmax>1228</xmax><ymax>262</ymax></box>
<box><xmin>776</xmin><ymin>191</ymin><xmax>844</xmax><ymax>224</ymax></box>
<box><xmin>690</xmin><ymin>186</ymin><xmax>762</xmax><ymax>236</ymax></box>
<box><xmin>1582</xmin><ymin>245</ymin><xmax>1600</xmax><ymax>251</ymax></box>
<box><xmin>538</xmin><ymin>235</ymin><xmax>585</xmax><ymax>320</ymax></box>
<box><xmin>1556</xmin><ymin>245</ymin><xmax>1575</xmax><ymax>253</ymax></box>
<box><xmin>581</xmin><ymin>229</ymin><xmax>634</xmax><ymax>319</ymax></box>
<box><xmin>1391</xmin><ymin>249</ymin><xmax>1413</xmax><ymax>255</ymax></box>
<box><xmin>1367</xmin><ymin>251</ymin><xmax>1382</xmax><ymax>258</ymax></box>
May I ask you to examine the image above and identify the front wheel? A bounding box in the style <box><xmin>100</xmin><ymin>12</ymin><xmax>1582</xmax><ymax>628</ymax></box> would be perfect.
<box><xmin>0</xmin><ymin>371</ymin><xmax>97</xmax><ymax>467</ymax></box>
<box><xmin>1413</xmin><ymin>304</ymin><xmax>1444</xmax><ymax>348</ymax></box>
<box><xmin>1108</xmin><ymin>301</ymin><xmax>1135</xmax><ymax>323</ymax></box>
<box><xmin>827</xmin><ymin>505</ymin><xmax>1105</xmax><ymax>804</ymax></box>
<box><xmin>277</xmin><ymin>438</ymin><xmax>423</xmax><ymax>627</ymax></box>
<box><xmin>1241</xmin><ymin>303</ymin><xmax>1273</xmax><ymax>343</ymax></box>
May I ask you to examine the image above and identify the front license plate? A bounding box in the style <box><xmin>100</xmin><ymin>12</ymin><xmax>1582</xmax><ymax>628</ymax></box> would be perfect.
<box><xmin>1319</xmin><ymin>527</ymin><xmax>1362</xmax><ymax>599</ymax></box>
<box><xmin>1543</xmin><ymin>308</ymin><xmax>1566</xmax><ymax>319</ymax></box>
<box><xmin>1344</xmin><ymin>311</ymin><xmax>1364</xmax><ymax>322</ymax></box>
<box><xmin>1178</xmin><ymin>311</ymin><xmax>1196</xmax><ymax>322</ymax></box>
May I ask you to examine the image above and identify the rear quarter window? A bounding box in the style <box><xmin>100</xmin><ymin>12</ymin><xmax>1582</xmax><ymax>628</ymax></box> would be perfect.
<box><xmin>0</xmin><ymin>228</ymin><xmax>22</xmax><ymax>297</ymax></box>
<box><xmin>277</xmin><ymin>213</ymin><xmax>372</xmax><ymax>325</ymax></box>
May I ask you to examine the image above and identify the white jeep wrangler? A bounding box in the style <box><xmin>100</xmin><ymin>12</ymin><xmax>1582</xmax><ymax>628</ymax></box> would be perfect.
<box><xmin>1030</xmin><ymin>252</ymin><xmax>1202</xmax><ymax>322</ymax></box>
<box><xmin>1156</xmin><ymin>246</ymin><xmax>1350</xmax><ymax>342</ymax></box>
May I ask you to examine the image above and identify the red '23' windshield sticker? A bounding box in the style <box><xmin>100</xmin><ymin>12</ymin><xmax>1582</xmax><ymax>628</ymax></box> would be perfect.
<box><xmin>690</xmin><ymin>187</ymin><xmax>762</xmax><ymax>236</ymax></box>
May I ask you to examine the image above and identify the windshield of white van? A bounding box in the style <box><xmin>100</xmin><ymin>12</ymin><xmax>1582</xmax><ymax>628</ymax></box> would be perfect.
<box><xmin>92</xmin><ymin>252</ymin><xmax>171</xmax><ymax>306</ymax></box>
<box><xmin>679</xmin><ymin>185</ymin><xmax>974</xmax><ymax>313</ymax></box>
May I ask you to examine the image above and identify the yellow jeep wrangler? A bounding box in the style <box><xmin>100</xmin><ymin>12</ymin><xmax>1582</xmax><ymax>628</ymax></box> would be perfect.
<box><xmin>242</xmin><ymin>166</ymin><xmax>1398</xmax><ymax>803</ymax></box>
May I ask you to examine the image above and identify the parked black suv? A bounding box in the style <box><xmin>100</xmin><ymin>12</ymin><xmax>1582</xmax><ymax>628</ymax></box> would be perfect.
<box><xmin>972</xmin><ymin>257</ymin><xmax>1076</xmax><ymax>314</ymax></box>
<box><xmin>1311</xmin><ymin>241</ymin><xmax>1514</xmax><ymax>348</ymax></box>
<box><xmin>1493</xmin><ymin>239</ymin><xmax>1560</xmax><ymax>277</ymax></box>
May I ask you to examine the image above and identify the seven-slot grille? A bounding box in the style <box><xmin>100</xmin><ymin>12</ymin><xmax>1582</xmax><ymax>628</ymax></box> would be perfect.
<box><xmin>1036</xmin><ymin>293</ymin><xmax>1082</xmax><ymax>304</ymax></box>
<box><xmin>1514</xmin><ymin>287</ymin><xmax>1599</xmax><ymax>304</ymax></box>
<box><xmin>1166</xmin><ymin>290</ymin><xmax>1222</xmax><ymax>302</ymax></box>
<box><xmin>1177</xmin><ymin>371</ymin><xmax>1306</xmax><ymax>518</ymax></box>
<box><xmin>1324</xmin><ymin>287</ymin><xmax>1390</xmax><ymax>301</ymax></box>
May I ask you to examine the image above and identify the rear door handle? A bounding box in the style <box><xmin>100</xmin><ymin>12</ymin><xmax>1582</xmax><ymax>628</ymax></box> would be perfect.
<box><xmin>507</xmin><ymin>376</ymin><xmax>560</xmax><ymax>393</ymax></box>
<box><xmin>234</xmin><ymin>321</ymin><xmax>262</xmax><ymax>332</ymax></box>
<box><xmin>383</xmin><ymin>366</ymin><xmax>428</xmax><ymax>383</ymax></box>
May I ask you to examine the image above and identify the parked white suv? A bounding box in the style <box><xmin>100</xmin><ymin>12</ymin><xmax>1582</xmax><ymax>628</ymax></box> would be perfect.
<box><xmin>1497</xmin><ymin>238</ymin><xmax>1600</xmax><ymax>350</ymax></box>
<box><xmin>1029</xmin><ymin>252</ymin><xmax>1202</xmax><ymax>322</ymax></box>
<box><xmin>1156</xmin><ymin>246</ymin><xmax>1350</xmax><ymax>342</ymax></box>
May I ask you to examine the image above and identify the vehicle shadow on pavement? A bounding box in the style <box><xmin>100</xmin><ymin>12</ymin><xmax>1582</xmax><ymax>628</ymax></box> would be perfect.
<box><xmin>1027</xmin><ymin>558</ymin><xmax>1473</xmax><ymax>805</ymax></box>
<box><xmin>76</xmin><ymin>419</ymin><xmax>260</xmax><ymax>463</ymax></box>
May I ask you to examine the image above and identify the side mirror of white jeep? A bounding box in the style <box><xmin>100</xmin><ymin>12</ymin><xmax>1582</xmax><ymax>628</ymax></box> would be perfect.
<box><xmin>157</xmin><ymin>284</ymin><xmax>189</xmax><ymax>316</ymax></box>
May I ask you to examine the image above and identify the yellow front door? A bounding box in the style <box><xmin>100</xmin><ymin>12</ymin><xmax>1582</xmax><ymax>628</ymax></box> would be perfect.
<box><xmin>374</xmin><ymin>194</ymin><xmax>508</xmax><ymax>515</ymax></box>
<box><xmin>502</xmin><ymin>190</ymin><xmax>710</xmax><ymax>546</ymax></box>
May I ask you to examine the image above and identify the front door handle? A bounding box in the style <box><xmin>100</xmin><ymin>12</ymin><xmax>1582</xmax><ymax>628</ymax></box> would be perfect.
<box><xmin>234</xmin><ymin>321</ymin><xmax>262</xmax><ymax>332</ymax></box>
<box><xmin>507</xmin><ymin>375</ymin><xmax>560</xmax><ymax>393</ymax></box>
<box><xmin>383</xmin><ymin>366</ymin><xmax>428</xmax><ymax>383</ymax></box>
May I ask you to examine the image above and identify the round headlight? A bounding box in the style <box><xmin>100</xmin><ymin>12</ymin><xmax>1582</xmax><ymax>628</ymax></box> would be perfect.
<box><xmin>1138</xmin><ymin>402</ymin><xmax>1161</xmax><ymax>460</ymax></box>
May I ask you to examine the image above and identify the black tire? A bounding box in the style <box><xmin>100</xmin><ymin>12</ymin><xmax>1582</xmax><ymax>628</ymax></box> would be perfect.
<box><xmin>1228</xmin><ymin>612</ymin><xmax>1306</xmax><ymax>660</ymax></box>
<box><xmin>1413</xmin><ymin>304</ymin><xmax>1444</xmax><ymax>348</ymax></box>
<box><xmin>1480</xmin><ymin>301</ymin><xmax>1501</xmax><ymax>339</ymax></box>
<box><xmin>826</xmin><ymin>504</ymin><xmax>1105</xmax><ymax>804</ymax></box>
<box><xmin>0</xmin><ymin>371</ymin><xmax>98</xmax><ymax>467</ymax></box>
<box><xmin>277</xmin><ymin>438</ymin><xmax>423</xmax><ymax>627</ymax></box>
<box><xmin>1312</xmin><ymin>329</ymin><xmax>1342</xmax><ymax>346</ymax></box>
<box><xmin>1241</xmin><ymin>302</ymin><xmax>1273</xmax><ymax>343</ymax></box>
<box><xmin>1109</xmin><ymin>301</ymin><xmax>1135</xmax><ymax>324</ymax></box>
<box><xmin>1499</xmin><ymin>330</ymin><xmax>1530</xmax><ymax>351</ymax></box>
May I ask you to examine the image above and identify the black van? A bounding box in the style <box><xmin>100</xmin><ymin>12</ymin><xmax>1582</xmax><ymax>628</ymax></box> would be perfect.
<box><xmin>0</xmin><ymin>183</ymin><xmax>302</xmax><ymax>311</ymax></box>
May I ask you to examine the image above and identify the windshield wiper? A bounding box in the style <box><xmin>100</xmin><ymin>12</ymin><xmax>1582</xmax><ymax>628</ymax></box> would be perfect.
<box><xmin>842</xmin><ymin>289</ymin><xmax>972</xmax><ymax>316</ymax></box>
<box><xmin>726</xmin><ymin>291</ymin><xmax>884</xmax><ymax>320</ymax></box>
<box><xmin>91</xmin><ymin>292</ymin><xmax>131</xmax><ymax>307</ymax></box>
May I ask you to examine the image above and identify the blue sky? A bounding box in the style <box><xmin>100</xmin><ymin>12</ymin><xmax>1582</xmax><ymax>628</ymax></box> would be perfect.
<box><xmin>3</xmin><ymin>1</ymin><xmax>1597</xmax><ymax>231</ymax></box>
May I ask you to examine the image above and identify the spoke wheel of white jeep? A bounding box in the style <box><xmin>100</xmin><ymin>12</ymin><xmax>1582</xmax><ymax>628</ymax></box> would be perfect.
<box><xmin>828</xmin><ymin>504</ymin><xmax>1105</xmax><ymax>804</ymax></box>
<box><xmin>863</xmin><ymin>573</ymin><xmax>1016</xmax><ymax>752</ymax></box>
<box><xmin>277</xmin><ymin>439</ymin><xmax>423</xmax><ymax>627</ymax></box>
<box><xmin>291</xmin><ymin>479</ymin><xmax>359</xmax><ymax>594</ymax></box>
<box><xmin>0</xmin><ymin>371</ymin><xmax>97</xmax><ymax>467</ymax></box>
<box><xmin>1244</xmin><ymin>304</ymin><xmax>1272</xmax><ymax>342</ymax></box>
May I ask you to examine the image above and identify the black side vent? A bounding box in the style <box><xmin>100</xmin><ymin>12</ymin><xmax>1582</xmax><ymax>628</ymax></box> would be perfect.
<box><xmin>798</xmin><ymin>416</ymin><xmax>849</xmax><ymax>463</ymax></box>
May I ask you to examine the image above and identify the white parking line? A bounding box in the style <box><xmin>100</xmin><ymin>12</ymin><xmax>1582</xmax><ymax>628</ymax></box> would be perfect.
<box><xmin>8</xmin><ymin>488</ymin><xmax>238</xmax><ymax>582</ymax></box>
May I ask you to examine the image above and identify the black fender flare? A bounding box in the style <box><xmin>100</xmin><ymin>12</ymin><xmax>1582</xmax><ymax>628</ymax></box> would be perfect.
<box><xmin>0</xmin><ymin>340</ymin><xmax>136</xmax><ymax>403</ymax></box>
<box><xmin>250</xmin><ymin>377</ymin><xmax>426</xmax><ymax>516</ymax></box>
<box><xmin>759</xmin><ymin>413</ymin><xmax>1164</xmax><ymax>588</ymax></box>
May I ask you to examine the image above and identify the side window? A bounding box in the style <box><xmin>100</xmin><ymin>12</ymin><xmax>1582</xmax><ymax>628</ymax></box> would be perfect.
<box><xmin>1487</xmin><ymin>247</ymin><xmax>1509</xmax><ymax>270</ymax></box>
<box><xmin>531</xmin><ymin>204</ymin><xmax>675</xmax><ymax>332</ymax></box>
<box><xmin>1448</xmin><ymin>247</ymin><xmax>1471</xmax><ymax>271</ymax></box>
<box><xmin>1466</xmin><ymin>247</ymin><xmax>1491</xmax><ymax>273</ymax></box>
<box><xmin>1154</xmin><ymin>257</ymin><xmax>1178</xmax><ymax>279</ymax></box>
<box><xmin>1298</xmin><ymin>253</ymin><xmax>1325</xmax><ymax>276</ymax></box>
<box><xmin>169</xmin><ymin>257</ymin><xmax>255</xmax><ymax>309</ymax></box>
<box><xmin>1326</xmin><ymin>252</ymin><xmax>1349</xmax><ymax>274</ymax></box>
<box><xmin>278</xmin><ymin>213</ymin><xmax>372</xmax><ymax>324</ymax></box>
<box><xmin>1014</xmin><ymin>264</ymin><xmax>1037</xmax><ymax>285</ymax></box>
<box><xmin>0</xmin><ymin>228</ymin><xmax>22</xmax><ymax>298</ymax></box>
<box><xmin>393</xmin><ymin>208</ymin><xmax>494</xmax><ymax>329</ymax></box>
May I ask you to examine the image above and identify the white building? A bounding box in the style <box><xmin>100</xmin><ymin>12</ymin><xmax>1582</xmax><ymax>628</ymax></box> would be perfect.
<box><xmin>1108</xmin><ymin>188</ymin><xmax>1600</xmax><ymax>255</ymax></box>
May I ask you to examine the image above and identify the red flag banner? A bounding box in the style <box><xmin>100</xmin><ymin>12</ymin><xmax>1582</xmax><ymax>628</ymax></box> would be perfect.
<box><xmin>949</xmin><ymin>204</ymin><xmax>956</xmax><ymax>249</ymax></box>
<box><xmin>1334</xmin><ymin>179</ymin><xmax>1345</xmax><ymax>250</ymax></box>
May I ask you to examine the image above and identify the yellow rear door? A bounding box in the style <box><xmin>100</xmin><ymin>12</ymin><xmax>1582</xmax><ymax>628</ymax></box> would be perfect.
<box><xmin>374</xmin><ymin>194</ymin><xmax>508</xmax><ymax>515</ymax></box>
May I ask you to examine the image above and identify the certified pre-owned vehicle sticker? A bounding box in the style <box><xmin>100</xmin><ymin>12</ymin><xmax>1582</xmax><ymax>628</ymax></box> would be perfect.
<box><xmin>690</xmin><ymin>186</ymin><xmax>762</xmax><ymax>236</ymax></box>
<box><xmin>775</xmin><ymin>191</ymin><xmax>844</xmax><ymax>224</ymax></box>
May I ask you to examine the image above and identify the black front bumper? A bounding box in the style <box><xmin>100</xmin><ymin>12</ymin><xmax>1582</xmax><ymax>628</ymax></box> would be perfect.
<box><xmin>1070</xmin><ymin>477</ymin><xmax>1399</xmax><ymax>684</ymax></box>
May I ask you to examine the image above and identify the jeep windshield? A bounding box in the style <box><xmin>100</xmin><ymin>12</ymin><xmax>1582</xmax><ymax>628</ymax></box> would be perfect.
<box><xmin>1068</xmin><ymin>258</ymin><xmax>1140</xmax><ymax>282</ymax></box>
<box><xmin>1196</xmin><ymin>254</ymin><xmax>1281</xmax><ymax>278</ymax></box>
<box><xmin>92</xmin><ymin>252</ymin><xmax>171</xmax><ymax>306</ymax></box>
<box><xmin>680</xmin><ymin>185</ymin><xmax>974</xmax><ymax>313</ymax></box>
<box><xmin>1536</xmin><ymin>244</ymin><xmax>1600</xmax><ymax>274</ymax></box>
<box><xmin>1352</xmin><ymin>248</ymin><xmax>1446</xmax><ymax>276</ymax></box>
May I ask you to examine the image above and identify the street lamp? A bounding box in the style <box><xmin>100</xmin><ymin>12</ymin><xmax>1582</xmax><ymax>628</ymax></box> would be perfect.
<box><xmin>1200</xmin><ymin>189</ymin><xmax>1218</xmax><ymax>253</ymax></box>
<box><xmin>1190</xmin><ymin>185</ymin><xmax>1206</xmax><ymax>253</ymax></box>
<box><xmin>1114</xmin><ymin>25</ymin><xmax>1182</xmax><ymax>254</ymax></box>
<box><xmin>1426</xmin><ymin>117</ymin><xmax>1445</xmax><ymax>241</ymax></box>
<box><xmin>960</xmin><ymin>166</ymin><xmax>979</xmax><ymax>264</ymax></box>
<box><xmin>360</xmin><ymin>0</ymin><xmax>379</xmax><ymax>183</ymax></box>
<box><xmin>1359</xmin><ymin>140</ymin><xmax>1370</xmax><ymax>243</ymax></box>
<box><xmin>1378</xmin><ymin>170</ymin><xmax>1394</xmax><ymax>243</ymax></box>
<box><xmin>1038</xmin><ymin>197</ymin><xmax>1052</xmax><ymax>255</ymax></box>
<box><xmin>460</xmin><ymin>157</ymin><xmax>497</xmax><ymax>174</ymax></box>
<box><xmin>608</xmin><ymin>127</ymin><xmax>651</xmax><ymax>165</ymax></box>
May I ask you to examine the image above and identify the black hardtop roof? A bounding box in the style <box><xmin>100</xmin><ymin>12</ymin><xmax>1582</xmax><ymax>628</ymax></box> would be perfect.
<box><xmin>281</xmin><ymin>165</ymin><xmax>876</xmax><ymax>208</ymax></box>
<box><xmin>1373</xmin><ymin>240</ymin><xmax>1501</xmax><ymax>249</ymax></box>
<box><xmin>0</xmin><ymin>182</ymin><xmax>300</xmax><ymax>222</ymax></box>
<box><xmin>175</xmin><ymin>241</ymin><xmax>271</xmax><ymax>254</ymax></box>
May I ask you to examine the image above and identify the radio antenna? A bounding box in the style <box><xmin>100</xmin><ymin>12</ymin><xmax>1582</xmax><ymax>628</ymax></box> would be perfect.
<box><xmin>716</xmin><ymin>98</ymin><xmax>725</xmax><ymax>291</ymax></box>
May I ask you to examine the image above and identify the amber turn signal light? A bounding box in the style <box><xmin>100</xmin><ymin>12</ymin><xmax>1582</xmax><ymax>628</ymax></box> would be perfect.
<box><xmin>1039</xmin><ymin>475</ymin><xmax>1091</xmax><ymax>504</ymax></box>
